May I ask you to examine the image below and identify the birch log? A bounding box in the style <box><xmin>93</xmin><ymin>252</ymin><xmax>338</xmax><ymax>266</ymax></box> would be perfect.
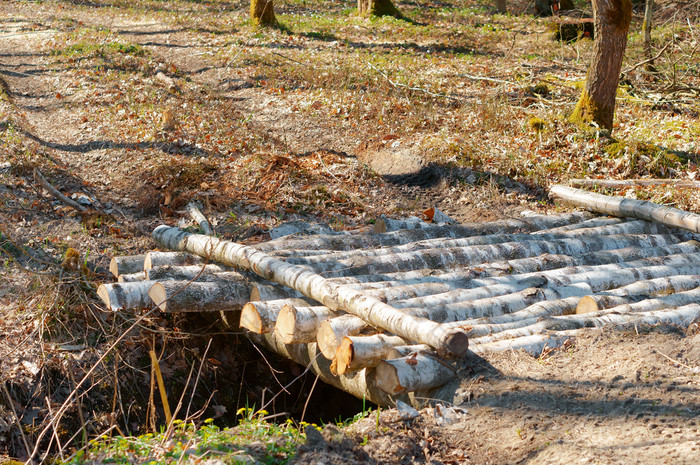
<box><xmin>570</xmin><ymin>179</ymin><xmax>700</xmax><ymax>189</ymax></box>
<box><xmin>315</xmin><ymin>234</ymin><xmax>680</xmax><ymax>276</ymax></box>
<box><xmin>317</xmin><ymin>314</ymin><xmax>374</xmax><ymax>359</ymax></box>
<box><xmin>469</xmin><ymin>332</ymin><xmax>577</xmax><ymax>356</ymax></box>
<box><xmin>110</xmin><ymin>255</ymin><xmax>146</xmax><ymax>278</ymax></box>
<box><xmin>148</xmin><ymin>280</ymin><xmax>250</xmax><ymax>313</ymax></box>
<box><xmin>275</xmin><ymin>305</ymin><xmax>340</xmax><ymax>343</ymax></box>
<box><xmin>254</xmin><ymin>212</ymin><xmax>595</xmax><ymax>253</ymax></box>
<box><xmin>250</xmin><ymin>284</ymin><xmax>305</xmax><ymax>301</ymax></box>
<box><xmin>375</xmin><ymin>353</ymin><xmax>456</xmax><ymax>395</ymax></box>
<box><xmin>550</xmin><ymin>185</ymin><xmax>700</xmax><ymax>234</ymax></box>
<box><xmin>315</xmin><ymin>283</ymin><xmax>591</xmax><ymax>359</ymax></box>
<box><xmin>336</xmin><ymin>334</ymin><xmax>412</xmax><ymax>375</ymax></box>
<box><xmin>247</xmin><ymin>333</ymin><xmax>394</xmax><ymax>406</ymax></box>
<box><xmin>373</xmin><ymin>216</ymin><xmax>431</xmax><ymax>233</ymax></box>
<box><xmin>118</xmin><ymin>272</ymin><xmax>146</xmax><ymax>282</ymax></box>
<box><xmin>153</xmin><ymin>226</ymin><xmax>470</xmax><ymax>356</ymax></box>
<box><xmin>97</xmin><ymin>281</ymin><xmax>155</xmax><ymax>311</ymax></box>
<box><xmin>577</xmin><ymin>287</ymin><xmax>700</xmax><ymax>317</ymax></box>
<box><xmin>240</xmin><ymin>299</ymin><xmax>310</xmax><ymax>334</ymax></box>
<box><xmin>144</xmin><ymin>251</ymin><xmax>207</xmax><ymax>271</ymax></box>
<box><xmin>145</xmin><ymin>264</ymin><xmax>233</xmax><ymax>281</ymax></box>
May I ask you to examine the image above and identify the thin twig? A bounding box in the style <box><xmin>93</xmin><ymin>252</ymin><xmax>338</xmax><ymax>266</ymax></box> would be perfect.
<box><xmin>458</xmin><ymin>72</ymin><xmax>516</xmax><ymax>86</ymax></box>
<box><xmin>185</xmin><ymin>338</ymin><xmax>213</xmax><ymax>420</ymax></box>
<box><xmin>1</xmin><ymin>382</ymin><xmax>31</xmax><ymax>459</ymax></box>
<box><xmin>366</xmin><ymin>61</ymin><xmax>461</xmax><ymax>101</ymax></box>
<box><xmin>655</xmin><ymin>349</ymin><xmax>695</xmax><ymax>370</ymax></box>
<box><xmin>299</xmin><ymin>374</ymin><xmax>319</xmax><ymax>427</ymax></box>
<box><xmin>621</xmin><ymin>42</ymin><xmax>671</xmax><ymax>76</ymax></box>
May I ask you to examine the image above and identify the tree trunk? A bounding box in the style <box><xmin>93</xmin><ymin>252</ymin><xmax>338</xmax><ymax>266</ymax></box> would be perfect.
<box><xmin>550</xmin><ymin>185</ymin><xmax>700</xmax><ymax>234</ymax></box>
<box><xmin>358</xmin><ymin>0</ymin><xmax>401</xmax><ymax>18</ymax></box>
<box><xmin>495</xmin><ymin>0</ymin><xmax>506</xmax><ymax>14</ymax></box>
<box><xmin>569</xmin><ymin>0</ymin><xmax>632</xmax><ymax>130</ymax></box>
<box><xmin>643</xmin><ymin>0</ymin><xmax>655</xmax><ymax>71</ymax></box>
<box><xmin>251</xmin><ymin>0</ymin><xmax>276</xmax><ymax>26</ymax></box>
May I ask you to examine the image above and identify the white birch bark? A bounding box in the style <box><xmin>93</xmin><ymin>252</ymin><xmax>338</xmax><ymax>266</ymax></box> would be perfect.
<box><xmin>550</xmin><ymin>185</ymin><xmax>700</xmax><ymax>234</ymax></box>
<box><xmin>317</xmin><ymin>314</ymin><xmax>373</xmax><ymax>359</ymax></box>
<box><xmin>97</xmin><ymin>281</ymin><xmax>156</xmax><ymax>311</ymax></box>
<box><xmin>469</xmin><ymin>332</ymin><xmax>577</xmax><ymax>356</ymax></box>
<box><xmin>375</xmin><ymin>353</ymin><xmax>456</xmax><ymax>395</ymax></box>
<box><xmin>148</xmin><ymin>280</ymin><xmax>250</xmax><ymax>313</ymax></box>
<box><xmin>153</xmin><ymin>226</ymin><xmax>470</xmax><ymax>356</ymax></box>
<box><xmin>240</xmin><ymin>298</ymin><xmax>311</xmax><ymax>334</ymax></box>
<box><xmin>254</xmin><ymin>211</ymin><xmax>595</xmax><ymax>253</ymax></box>
<box><xmin>250</xmin><ymin>284</ymin><xmax>305</xmax><ymax>301</ymax></box>
<box><xmin>118</xmin><ymin>272</ymin><xmax>146</xmax><ymax>282</ymax></box>
<box><xmin>313</xmin><ymin>234</ymin><xmax>681</xmax><ymax>276</ymax></box>
<box><xmin>145</xmin><ymin>264</ymin><xmax>233</xmax><ymax>281</ymax></box>
<box><xmin>532</xmin><ymin>216</ymin><xmax>626</xmax><ymax>233</ymax></box>
<box><xmin>144</xmin><ymin>251</ymin><xmax>207</xmax><ymax>271</ymax></box>
<box><xmin>288</xmin><ymin>221</ymin><xmax>678</xmax><ymax>267</ymax></box>
<box><xmin>335</xmin><ymin>333</ymin><xmax>407</xmax><ymax>375</ymax></box>
<box><xmin>247</xmin><ymin>333</ymin><xmax>394</xmax><ymax>406</ymax></box>
<box><xmin>274</xmin><ymin>305</ymin><xmax>340</xmax><ymax>343</ymax></box>
<box><xmin>577</xmin><ymin>286</ymin><xmax>700</xmax><ymax>317</ymax></box>
<box><xmin>373</xmin><ymin>216</ymin><xmax>431</xmax><ymax>233</ymax></box>
<box><xmin>471</xmin><ymin>304</ymin><xmax>700</xmax><ymax>344</ymax></box>
<box><xmin>109</xmin><ymin>255</ymin><xmax>146</xmax><ymax>277</ymax></box>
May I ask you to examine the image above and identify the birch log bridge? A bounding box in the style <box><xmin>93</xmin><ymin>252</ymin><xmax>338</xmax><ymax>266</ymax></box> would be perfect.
<box><xmin>152</xmin><ymin>226</ymin><xmax>470</xmax><ymax>356</ymax></box>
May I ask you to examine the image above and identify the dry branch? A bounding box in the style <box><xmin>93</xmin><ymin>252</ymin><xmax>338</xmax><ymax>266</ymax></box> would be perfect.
<box><xmin>34</xmin><ymin>168</ymin><xmax>87</xmax><ymax>213</ymax></box>
<box><xmin>153</xmin><ymin>226</ymin><xmax>470</xmax><ymax>356</ymax></box>
<box><xmin>97</xmin><ymin>281</ymin><xmax>155</xmax><ymax>311</ymax></box>
<box><xmin>148</xmin><ymin>280</ymin><xmax>250</xmax><ymax>313</ymax></box>
<box><xmin>550</xmin><ymin>185</ymin><xmax>700</xmax><ymax>233</ymax></box>
<box><xmin>186</xmin><ymin>201</ymin><xmax>214</xmax><ymax>235</ymax></box>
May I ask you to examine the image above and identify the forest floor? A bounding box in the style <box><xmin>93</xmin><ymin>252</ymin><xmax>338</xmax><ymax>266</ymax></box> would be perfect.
<box><xmin>0</xmin><ymin>0</ymin><xmax>699</xmax><ymax>463</ymax></box>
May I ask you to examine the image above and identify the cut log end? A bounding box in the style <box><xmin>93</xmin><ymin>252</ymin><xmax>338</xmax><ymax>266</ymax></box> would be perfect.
<box><xmin>250</xmin><ymin>286</ymin><xmax>261</xmax><ymax>302</ymax></box>
<box><xmin>148</xmin><ymin>282</ymin><xmax>168</xmax><ymax>311</ymax></box>
<box><xmin>444</xmin><ymin>330</ymin><xmax>469</xmax><ymax>357</ymax></box>
<box><xmin>274</xmin><ymin>304</ymin><xmax>296</xmax><ymax>343</ymax></box>
<box><xmin>576</xmin><ymin>295</ymin><xmax>600</xmax><ymax>314</ymax></box>
<box><xmin>335</xmin><ymin>337</ymin><xmax>355</xmax><ymax>375</ymax></box>
<box><xmin>317</xmin><ymin>322</ymin><xmax>340</xmax><ymax>359</ymax></box>
<box><xmin>109</xmin><ymin>258</ymin><xmax>119</xmax><ymax>277</ymax></box>
<box><xmin>375</xmin><ymin>361</ymin><xmax>404</xmax><ymax>395</ymax></box>
<box><xmin>240</xmin><ymin>302</ymin><xmax>264</xmax><ymax>333</ymax></box>
<box><xmin>96</xmin><ymin>284</ymin><xmax>112</xmax><ymax>310</ymax></box>
<box><xmin>143</xmin><ymin>253</ymin><xmax>154</xmax><ymax>271</ymax></box>
<box><xmin>373</xmin><ymin>218</ymin><xmax>387</xmax><ymax>234</ymax></box>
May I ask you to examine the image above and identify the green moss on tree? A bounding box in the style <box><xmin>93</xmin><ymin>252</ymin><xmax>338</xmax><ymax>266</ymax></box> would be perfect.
<box><xmin>569</xmin><ymin>89</ymin><xmax>614</xmax><ymax>130</ymax></box>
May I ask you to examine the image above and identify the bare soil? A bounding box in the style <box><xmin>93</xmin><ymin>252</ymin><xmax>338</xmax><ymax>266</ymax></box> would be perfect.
<box><xmin>1</xmin><ymin>0</ymin><xmax>699</xmax><ymax>463</ymax></box>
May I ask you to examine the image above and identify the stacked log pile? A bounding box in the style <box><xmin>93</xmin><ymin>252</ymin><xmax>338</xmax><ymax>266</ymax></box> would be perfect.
<box><xmin>98</xmin><ymin>187</ymin><xmax>700</xmax><ymax>406</ymax></box>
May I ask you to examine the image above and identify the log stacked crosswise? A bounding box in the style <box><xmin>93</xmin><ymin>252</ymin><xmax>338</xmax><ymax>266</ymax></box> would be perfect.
<box><xmin>97</xmin><ymin>188</ymin><xmax>700</xmax><ymax>406</ymax></box>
